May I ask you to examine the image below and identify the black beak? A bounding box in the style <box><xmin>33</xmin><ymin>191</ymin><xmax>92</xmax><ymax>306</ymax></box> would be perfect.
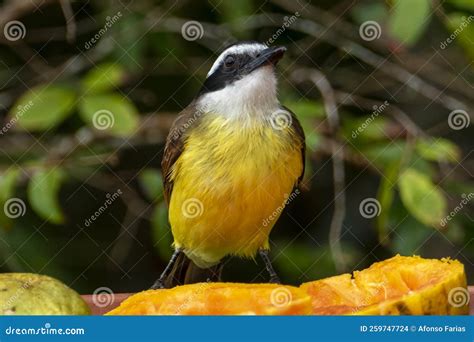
<box><xmin>246</xmin><ymin>46</ymin><xmax>286</xmax><ymax>72</ymax></box>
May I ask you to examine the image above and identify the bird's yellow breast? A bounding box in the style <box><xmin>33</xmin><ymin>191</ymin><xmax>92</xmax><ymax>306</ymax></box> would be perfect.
<box><xmin>168</xmin><ymin>113</ymin><xmax>303</xmax><ymax>268</ymax></box>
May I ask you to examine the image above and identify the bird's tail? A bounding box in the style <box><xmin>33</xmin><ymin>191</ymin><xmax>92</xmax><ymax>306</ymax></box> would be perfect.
<box><xmin>164</xmin><ymin>252</ymin><xmax>223</xmax><ymax>288</ymax></box>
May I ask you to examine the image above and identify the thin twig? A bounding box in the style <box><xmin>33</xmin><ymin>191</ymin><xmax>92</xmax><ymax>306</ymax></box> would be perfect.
<box><xmin>59</xmin><ymin>0</ymin><xmax>76</xmax><ymax>43</ymax></box>
<box><xmin>240</xmin><ymin>13</ymin><xmax>472</xmax><ymax>114</ymax></box>
<box><xmin>292</xmin><ymin>68</ymin><xmax>347</xmax><ymax>272</ymax></box>
<box><xmin>0</xmin><ymin>0</ymin><xmax>56</xmax><ymax>28</ymax></box>
<box><xmin>273</xmin><ymin>0</ymin><xmax>473</xmax><ymax>100</ymax></box>
<box><xmin>335</xmin><ymin>91</ymin><xmax>425</xmax><ymax>138</ymax></box>
<box><xmin>144</xmin><ymin>9</ymin><xmax>235</xmax><ymax>51</ymax></box>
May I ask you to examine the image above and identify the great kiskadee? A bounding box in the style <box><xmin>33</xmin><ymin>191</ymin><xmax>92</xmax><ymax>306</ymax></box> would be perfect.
<box><xmin>152</xmin><ymin>41</ymin><xmax>305</xmax><ymax>289</ymax></box>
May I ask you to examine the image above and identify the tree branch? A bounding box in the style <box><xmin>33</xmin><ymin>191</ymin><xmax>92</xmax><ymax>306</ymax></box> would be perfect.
<box><xmin>292</xmin><ymin>68</ymin><xmax>347</xmax><ymax>272</ymax></box>
<box><xmin>59</xmin><ymin>0</ymin><xmax>76</xmax><ymax>43</ymax></box>
<box><xmin>240</xmin><ymin>13</ymin><xmax>472</xmax><ymax>114</ymax></box>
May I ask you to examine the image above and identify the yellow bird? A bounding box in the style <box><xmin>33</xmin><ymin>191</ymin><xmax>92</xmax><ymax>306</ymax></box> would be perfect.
<box><xmin>152</xmin><ymin>42</ymin><xmax>305</xmax><ymax>289</ymax></box>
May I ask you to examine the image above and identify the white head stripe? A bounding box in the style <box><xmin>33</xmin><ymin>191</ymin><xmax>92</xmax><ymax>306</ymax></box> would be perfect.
<box><xmin>207</xmin><ymin>43</ymin><xmax>267</xmax><ymax>77</ymax></box>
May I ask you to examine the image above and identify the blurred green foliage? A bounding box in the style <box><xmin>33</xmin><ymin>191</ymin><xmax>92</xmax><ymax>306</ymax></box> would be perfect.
<box><xmin>0</xmin><ymin>0</ymin><xmax>472</xmax><ymax>292</ymax></box>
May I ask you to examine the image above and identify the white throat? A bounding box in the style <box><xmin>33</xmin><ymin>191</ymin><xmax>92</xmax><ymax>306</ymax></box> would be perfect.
<box><xmin>197</xmin><ymin>66</ymin><xmax>279</xmax><ymax>120</ymax></box>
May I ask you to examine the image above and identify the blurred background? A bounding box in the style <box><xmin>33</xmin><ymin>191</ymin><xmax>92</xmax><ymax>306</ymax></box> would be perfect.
<box><xmin>0</xmin><ymin>0</ymin><xmax>472</xmax><ymax>294</ymax></box>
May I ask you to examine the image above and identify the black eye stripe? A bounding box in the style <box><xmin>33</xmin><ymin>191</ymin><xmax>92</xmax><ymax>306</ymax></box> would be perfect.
<box><xmin>199</xmin><ymin>49</ymin><xmax>266</xmax><ymax>95</ymax></box>
<box><xmin>222</xmin><ymin>51</ymin><xmax>262</xmax><ymax>69</ymax></box>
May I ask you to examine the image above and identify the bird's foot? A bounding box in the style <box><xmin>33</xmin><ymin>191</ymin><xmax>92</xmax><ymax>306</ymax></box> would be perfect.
<box><xmin>258</xmin><ymin>249</ymin><xmax>282</xmax><ymax>284</ymax></box>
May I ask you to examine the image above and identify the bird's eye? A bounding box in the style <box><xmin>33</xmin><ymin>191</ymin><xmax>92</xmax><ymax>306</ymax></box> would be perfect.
<box><xmin>224</xmin><ymin>55</ymin><xmax>235</xmax><ymax>67</ymax></box>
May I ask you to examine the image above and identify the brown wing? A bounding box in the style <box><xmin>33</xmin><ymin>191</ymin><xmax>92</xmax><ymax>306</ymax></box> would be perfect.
<box><xmin>161</xmin><ymin>104</ymin><xmax>201</xmax><ymax>204</ymax></box>
<box><xmin>282</xmin><ymin>105</ymin><xmax>306</xmax><ymax>187</ymax></box>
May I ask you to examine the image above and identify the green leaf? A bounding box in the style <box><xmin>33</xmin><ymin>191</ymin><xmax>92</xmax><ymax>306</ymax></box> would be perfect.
<box><xmin>10</xmin><ymin>85</ymin><xmax>76</xmax><ymax>131</ymax></box>
<box><xmin>388</xmin><ymin>0</ymin><xmax>431</xmax><ymax>46</ymax></box>
<box><xmin>345</xmin><ymin>116</ymin><xmax>390</xmax><ymax>141</ymax></box>
<box><xmin>398</xmin><ymin>168</ymin><xmax>447</xmax><ymax>228</ymax></box>
<box><xmin>446</xmin><ymin>0</ymin><xmax>474</xmax><ymax>10</ymax></box>
<box><xmin>359</xmin><ymin>141</ymin><xmax>407</xmax><ymax>167</ymax></box>
<box><xmin>416</xmin><ymin>138</ymin><xmax>461</xmax><ymax>162</ymax></box>
<box><xmin>443</xmin><ymin>219</ymin><xmax>465</xmax><ymax>244</ymax></box>
<box><xmin>351</xmin><ymin>2</ymin><xmax>388</xmax><ymax>24</ymax></box>
<box><xmin>78</xmin><ymin>94</ymin><xmax>140</xmax><ymax>136</ymax></box>
<box><xmin>306</xmin><ymin>131</ymin><xmax>321</xmax><ymax>151</ymax></box>
<box><xmin>81</xmin><ymin>63</ymin><xmax>126</xmax><ymax>94</ymax></box>
<box><xmin>0</xmin><ymin>168</ymin><xmax>20</xmax><ymax>202</ymax></box>
<box><xmin>406</xmin><ymin>156</ymin><xmax>435</xmax><ymax>178</ymax></box>
<box><xmin>27</xmin><ymin>168</ymin><xmax>65</xmax><ymax>224</ymax></box>
<box><xmin>0</xmin><ymin>168</ymin><xmax>22</xmax><ymax>229</ymax></box>
<box><xmin>445</xmin><ymin>14</ymin><xmax>474</xmax><ymax>60</ymax></box>
<box><xmin>138</xmin><ymin>169</ymin><xmax>163</xmax><ymax>202</ymax></box>
<box><xmin>286</xmin><ymin>100</ymin><xmax>325</xmax><ymax>119</ymax></box>
<box><xmin>443</xmin><ymin>180</ymin><xmax>474</xmax><ymax>199</ymax></box>
<box><xmin>376</xmin><ymin>161</ymin><xmax>400</xmax><ymax>242</ymax></box>
<box><xmin>392</xmin><ymin>215</ymin><xmax>432</xmax><ymax>255</ymax></box>
<box><xmin>151</xmin><ymin>203</ymin><xmax>172</xmax><ymax>260</ymax></box>
<box><xmin>210</xmin><ymin>0</ymin><xmax>254</xmax><ymax>36</ymax></box>
<box><xmin>113</xmin><ymin>14</ymin><xmax>145</xmax><ymax>71</ymax></box>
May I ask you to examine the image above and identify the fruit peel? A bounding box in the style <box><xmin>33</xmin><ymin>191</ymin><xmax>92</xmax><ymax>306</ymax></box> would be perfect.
<box><xmin>0</xmin><ymin>273</ymin><xmax>90</xmax><ymax>315</ymax></box>
<box><xmin>108</xmin><ymin>282</ymin><xmax>312</xmax><ymax>315</ymax></box>
<box><xmin>301</xmin><ymin>255</ymin><xmax>469</xmax><ymax>315</ymax></box>
<box><xmin>108</xmin><ymin>255</ymin><xmax>469</xmax><ymax>316</ymax></box>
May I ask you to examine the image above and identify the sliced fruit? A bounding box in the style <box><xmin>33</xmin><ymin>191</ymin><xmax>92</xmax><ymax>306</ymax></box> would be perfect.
<box><xmin>107</xmin><ymin>255</ymin><xmax>468</xmax><ymax>315</ymax></box>
<box><xmin>301</xmin><ymin>255</ymin><xmax>468</xmax><ymax>315</ymax></box>
<box><xmin>107</xmin><ymin>283</ymin><xmax>311</xmax><ymax>315</ymax></box>
<box><xmin>0</xmin><ymin>273</ymin><xmax>90</xmax><ymax>315</ymax></box>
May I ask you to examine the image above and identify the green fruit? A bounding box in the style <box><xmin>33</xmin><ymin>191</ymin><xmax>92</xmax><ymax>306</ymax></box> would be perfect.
<box><xmin>0</xmin><ymin>273</ymin><xmax>90</xmax><ymax>315</ymax></box>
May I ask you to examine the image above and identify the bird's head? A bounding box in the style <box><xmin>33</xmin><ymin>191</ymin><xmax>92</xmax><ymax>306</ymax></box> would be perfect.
<box><xmin>197</xmin><ymin>42</ymin><xmax>286</xmax><ymax>119</ymax></box>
